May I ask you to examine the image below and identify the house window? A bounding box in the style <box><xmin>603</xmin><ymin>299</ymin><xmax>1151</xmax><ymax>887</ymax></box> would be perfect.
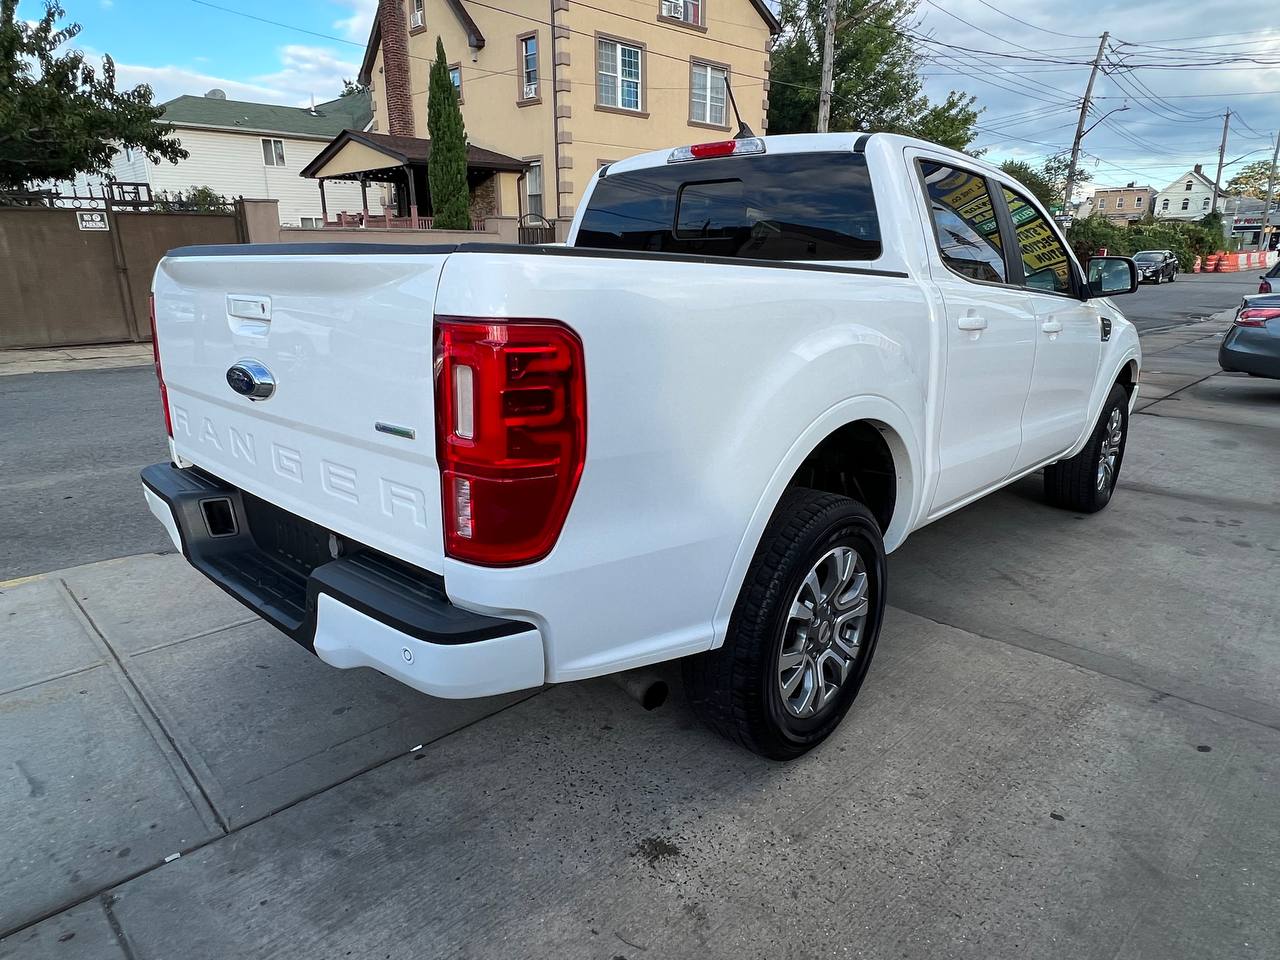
<box><xmin>597</xmin><ymin>37</ymin><xmax>643</xmax><ymax>112</ymax></box>
<box><xmin>1202</xmin><ymin>197</ymin><xmax>1211</xmax><ymax>209</ymax></box>
<box><xmin>1116</xmin><ymin>197</ymin><xmax>1125</xmax><ymax>209</ymax></box>
<box><xmin>448</xmin><ymin>64</ymin><xmax>462</xmax><ymax>100</ymax></box>
<box><xmin>690</xmin><ymin>60</ymin><xmax>728</xmax><ymax>128</ymax></box>
<box><xmin>123</xmin><ymin>146</ymin><xmax>134</xmax><ymax>162</ymax></box>
<box><xmin>1135</xmin><ymin>195</ymin><xmax>1144</xmax><ymax>207</ymax></box>
<box><xmin>1185</xmin><ymin>180</ymin><xmax>1193</xmax><ymax>191</ymax></box>
<box><xmin>1161</xmin><ymin>199</ymin><xmax>1169</xmax><ymax>211</ymax></box>
<box><xmin>410</xmin><ymin>0</ymin><xmax>424</xmax><ymax>29</ymax></box>
<box><xmin>261</xmin><ymin>139</ymin><xmax>285</xmax><ymax>166</ymax></box>
<box><xmin>299</xmin><ymin>217</ymin><xmax>321</xmax><ymax>228</ymax></box>
<box><xmin>660</xmin><ymin>0</ymin><xmax>702</xmax><ymax>27</ymax></box>
<box><xmin>519</xmin><ymin>33</ymin><xmax>539</xmax><ymax>102</ymax></box>
<box><xmin>1097</xmin><ymin>198</ymin><xmax>1106</xmax><ymax>210</ymax></box>
<box><xmin>526</xmin><ymin>160</ymin><xmax>544</xmax><ymax>218</ymax></box>
<box><xmin>1181</xmin><ymin>198</ymin><xmax>1190</xmax><ymax>210</ymax></box>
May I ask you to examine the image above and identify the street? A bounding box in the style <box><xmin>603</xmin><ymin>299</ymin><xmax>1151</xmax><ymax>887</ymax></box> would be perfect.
<box><xmin>2</xmin><ymin>274</ymin><xmax>1278</xmax><ymax>958</ymax></box>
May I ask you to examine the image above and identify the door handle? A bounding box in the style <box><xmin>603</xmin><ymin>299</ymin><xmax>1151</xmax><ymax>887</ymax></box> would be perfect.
<box><xmin>957</xmin><ymin>315</ymin><xmax>988</xmax><ymax>331</ymax></box>
<box><xmin>1041</xmin><ymin>318</ymin><xmax>1064</xmax><ymax>335</ymax></box>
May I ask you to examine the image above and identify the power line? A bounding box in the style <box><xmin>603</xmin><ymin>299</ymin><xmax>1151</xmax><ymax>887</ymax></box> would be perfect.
<box><xmin>966</xmin><ymin>0</ymin><xmax>1096</xmax><ymax>41</ymax></box>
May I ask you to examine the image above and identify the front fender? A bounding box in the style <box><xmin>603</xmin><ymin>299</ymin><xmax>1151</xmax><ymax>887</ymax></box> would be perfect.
<box><xmin>1065</xmin><ymin>318</ymin><xmax>1141</xmax><ymax>459</ymax></box>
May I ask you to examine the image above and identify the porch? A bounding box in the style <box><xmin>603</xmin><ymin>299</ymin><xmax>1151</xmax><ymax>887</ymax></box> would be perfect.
<box><xmin>299</xmin><ymin>129</ymin><xmax>527</xmax><ymax>229</ymax></box>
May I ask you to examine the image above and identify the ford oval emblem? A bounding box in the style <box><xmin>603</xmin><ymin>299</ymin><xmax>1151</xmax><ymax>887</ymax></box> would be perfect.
<box><xmin>226</xmin><ymin>360</ymin><xmax>275</xmax><ymax>401</ymax></box>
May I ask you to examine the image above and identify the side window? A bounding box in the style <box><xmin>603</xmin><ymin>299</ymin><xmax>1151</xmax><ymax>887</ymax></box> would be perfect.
<box><xmin>1001</xmin><ymin>187</ymin><xmax>1073</xmax><ymax>295</ymax></box>
<box><xmin>919</xmin><ymin>161</ymin><xmax>1006</xmax><ymax>284</ymax></box>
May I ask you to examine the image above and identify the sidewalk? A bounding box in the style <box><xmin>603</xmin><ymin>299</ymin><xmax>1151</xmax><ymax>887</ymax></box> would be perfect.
<box><xmin>3</xmin><ymin>317</ymin><xmax>1278</xmax><ymax>959</ymax></box>
<box><xmin>0</xmin><ymin>343</ymin><xmax>153</xmax><ymax>377</ymax></box>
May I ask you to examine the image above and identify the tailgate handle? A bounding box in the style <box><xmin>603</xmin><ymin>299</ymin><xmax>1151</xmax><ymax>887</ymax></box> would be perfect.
<box><xmin>228</xmin><ymin>294</ymin><xmax>271</xmax><ymax>321</ymax></box>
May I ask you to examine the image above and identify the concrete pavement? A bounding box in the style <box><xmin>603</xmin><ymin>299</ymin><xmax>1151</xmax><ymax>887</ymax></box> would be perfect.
<box><xmin>3</xmin><ymin>311</ymin><xmax>1278</xmax><ymax>958</ymax></box>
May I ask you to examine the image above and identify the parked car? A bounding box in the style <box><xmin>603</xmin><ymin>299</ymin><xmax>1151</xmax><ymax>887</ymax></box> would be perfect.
<box><xmin>1258</xmin><ymin>261</ymin><xmax>1280</xmax><ymax>293</ymax></box>
<box><xmin>141</xmin><ymin>133</ymin><xmax>1142</xmax><ymax>760</ymax></box>
<box><xmin>1220</xmin><ymin>293</ymin><xmax>1280</xmax><ymax>378</ymax></box>
<box><xmin>1133</xmin><ymin>250</ymin><xmax>1178</xmax><ymax>284</ymax></box>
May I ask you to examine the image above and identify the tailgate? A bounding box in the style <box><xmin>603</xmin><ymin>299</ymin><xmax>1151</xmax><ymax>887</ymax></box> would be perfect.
<box><xmin>153</xmin><ymin>246</ymin><xmax>449</xmax><ymax>573</ymax></box>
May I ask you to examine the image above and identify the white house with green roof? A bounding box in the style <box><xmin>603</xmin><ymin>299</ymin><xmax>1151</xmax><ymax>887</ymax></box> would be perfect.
<box><xmin>107</xmin><ymin>89</ymin><xmax>373</xmax><ymax>227</ymax></box>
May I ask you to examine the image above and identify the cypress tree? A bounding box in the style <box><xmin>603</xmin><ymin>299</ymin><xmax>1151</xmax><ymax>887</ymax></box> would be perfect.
<box><xmin>427</xmin><ymin>36</ymin><xmax>470</xmax><ymax>230</ymax></box>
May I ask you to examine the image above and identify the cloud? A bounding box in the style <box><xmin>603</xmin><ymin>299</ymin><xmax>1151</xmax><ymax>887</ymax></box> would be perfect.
<box><xmin>332</xmin><ymin>0</ymin><xmax>378</xmax><ymax>42</ymax></box>
<box><xmin>78</xmin><ymin>43</ymin><xmax>359</xmax><ymax>108</ymax></box>
<box><xmin>254</xmin><ymin>44</ymin><xmax>362</xmax><ymax>106</ymax></box>
<box><xmin>75</xmin><ymin>47</ymin><xmax>288</xmax><ymax>103</ymax></box>
<box><xmin>916</xmin><ymin>0</ymin><xmax>1280</xmax><ymax>188</ymax></box>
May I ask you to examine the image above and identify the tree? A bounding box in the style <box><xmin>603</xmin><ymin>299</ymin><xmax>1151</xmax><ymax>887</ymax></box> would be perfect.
<box><xmin>426</xmin><ymin>37</ymin><xmax>470</xmax><ymax>230</ymax></box>
<box><xmin>340</xmin><ymin>78</ymin><xmax>367</xmax><ymax>97</ymax></box>
<box><xmin>0</xmin><ymin>1</ymin><xmax>186</xmax><ymax>190</ymax></box>
<box><xmin>1225</xmin><ymin>159</ymin><xmax>1279</xmax><ymax>200</ymax></box>
<box><xmin>767</xmin><ymin>0</ymin><xmax>983</xmax><ymax>152</ymax></box>
<box><xmin>999</xmin><ymin>155</ymin><xmax>1070</xmax><ymax>210</ymax></box>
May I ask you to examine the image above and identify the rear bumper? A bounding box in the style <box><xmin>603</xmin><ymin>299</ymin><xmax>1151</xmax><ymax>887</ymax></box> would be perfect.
<box><xmin>140</xmin><ymin>463</ymin><xmax>544</xmax><ymax>699</ymax></box>
<box><xmin>1219</xmin><ymin>331</ymin><xmax>1280</xmax><ymax>379</ymax></box>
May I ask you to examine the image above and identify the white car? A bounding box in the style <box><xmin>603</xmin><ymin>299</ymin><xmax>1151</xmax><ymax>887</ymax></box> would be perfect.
<box><xmin>142</xmin><ymin>133</ymin><xmax>1141</xmax><ymax>759</ymax></box>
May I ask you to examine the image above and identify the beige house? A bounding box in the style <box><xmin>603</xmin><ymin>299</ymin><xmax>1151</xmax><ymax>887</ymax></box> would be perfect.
<box><xmin>344</xmin><ymin>0</ymin><xmax>778</xmax><ymax>223</ymax></box>
<box><xmin>1086</xmin><ymin>183</ymin><xmax>1157</xmax><ymax>224</ymax></box>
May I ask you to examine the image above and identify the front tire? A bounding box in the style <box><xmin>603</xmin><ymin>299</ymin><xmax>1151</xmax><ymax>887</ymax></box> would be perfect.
<box><xmin>683</xmin><ymin>489</ymin><xmax>886</xmax><ymax>760</ymax></box>
<box><xmin>1043</xmin><ymin>383</ymin><xmax>1130</xmax><ymax>513</ymax></box>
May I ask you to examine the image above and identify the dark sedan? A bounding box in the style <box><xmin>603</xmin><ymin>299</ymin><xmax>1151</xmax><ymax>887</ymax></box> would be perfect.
<box><xmin>1133</xmin><ymin>250</ymin><xmax>1178</xmax><ymax>283</ymax></box>
<box><xmin>1220</xmin><ymin>294</ymin><xmax>1280</xmax><ymax>379</ymax></box>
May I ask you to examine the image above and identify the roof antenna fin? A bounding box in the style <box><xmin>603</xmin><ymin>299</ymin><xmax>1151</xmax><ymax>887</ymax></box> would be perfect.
<box><xmin>724</xmin><ymin>77</ymin><xmax>755</xmax><ymax>139</ymax></box>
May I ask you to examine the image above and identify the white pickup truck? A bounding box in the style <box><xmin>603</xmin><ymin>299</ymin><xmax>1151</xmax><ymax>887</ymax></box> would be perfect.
<box><xmin>142</xmin><ymin>133</ymin><xmax>1141</xmax><ymax>759</ymax></box>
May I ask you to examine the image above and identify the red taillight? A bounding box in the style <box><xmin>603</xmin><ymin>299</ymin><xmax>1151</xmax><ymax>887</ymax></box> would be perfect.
<box><xmin>149</xmin><ymin>295</ymin><xmax>173</xmax><ymax>437</ymax></box>
<box><xmin>1235</xmin><ymin>307</ymin><xmax>1280</xmax><ymax>327</ymax></box>
<box><xmin>1261</xmin><ymin>280</ymin><xmax>1273</xmax><ymax>294</ymax></box>
<box><xmin>434</xmin><ymin>317</ymin><xmax>586</xmax><ymax>566</ymax></box>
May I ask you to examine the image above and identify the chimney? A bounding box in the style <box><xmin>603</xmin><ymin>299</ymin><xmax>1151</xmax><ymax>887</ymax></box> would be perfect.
<box><xmin>379</xmin><ymin>0</ymin><xmax>415</xmax><ymax>137</ymax></box>
<box><xmin>1194</xmin><ymin>163</ymin><xmax>1202</xmax><ymax>175</ymax></box>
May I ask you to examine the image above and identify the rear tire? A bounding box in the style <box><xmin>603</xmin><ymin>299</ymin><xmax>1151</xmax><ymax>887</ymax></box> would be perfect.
<box><xmin>1043</xmin><ymin>383</ymin><xmax>1129</xmax><ymax>514</ymax></box>
<box><xmin>682</xmin><ymin>488</ymin><xmax>886</xmax><ymax>760</ymax></box>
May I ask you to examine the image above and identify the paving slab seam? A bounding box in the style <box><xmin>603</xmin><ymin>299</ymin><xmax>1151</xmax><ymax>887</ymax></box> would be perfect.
<box><xmin>59</xmin><ymin>580</ymin><xmax>230</xmax><ymax>836</ymax></box>
<box><xmin>897</xmin><ymin>608</ymin><xmax>1280</xmax><ymax>734</ymax></box>
<box><xmin>0</xmin><ymin>686</ymin><xmax>545</xmax><ymax>942</ymax></box>
<box><xmin>0</xmin><ymin>660</ymin><xmax>106</xmax><ymax>698</ymax></box>
<box><xmin>1116</xmin><ymin>479</ymin><xmax>1280</xmax><ymax>516</ymax></box>
<box><xmin>99</xmin><ymin>895</ymin><xmax>138</xmax><ymax>960</ymax></box>
<box><xmin>1134</xmin><ymin>370</ymin><xmax>1222</xmax><ymax>413</ymax></box>
<box><xmin>124</xmin><ymin>616</ymin><xmax>261</xmax><ymax>658</ymax></box>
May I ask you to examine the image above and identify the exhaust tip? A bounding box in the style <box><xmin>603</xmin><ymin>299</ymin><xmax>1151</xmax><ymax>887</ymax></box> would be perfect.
<box><xmin>611</xmin><ymin>670</ymin><xmax>669</xmax><ymax>711</ymax></box>
<box><xmin>639</xmin><ymin>678</ymin><xmax>669</xmax><ymax>711</ymax></box>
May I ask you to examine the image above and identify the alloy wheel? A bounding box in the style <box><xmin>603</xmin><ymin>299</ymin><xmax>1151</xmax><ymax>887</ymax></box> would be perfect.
<box><xmin>776</xmin><ymin>546</ymin><xmax>869</xmax><ymax>719</ymax></box>
<box><xmin>1096</xmin><ymin>407</ymin><xmax>1124</xmax><ymax>493</ymax></box>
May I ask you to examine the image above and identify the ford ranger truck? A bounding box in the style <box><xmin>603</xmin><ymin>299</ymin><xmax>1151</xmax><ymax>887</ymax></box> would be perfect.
<box><xmin>141</xmin><ymin>133</ymin><xmax>1141</xmax><ymax>760</ymax></box>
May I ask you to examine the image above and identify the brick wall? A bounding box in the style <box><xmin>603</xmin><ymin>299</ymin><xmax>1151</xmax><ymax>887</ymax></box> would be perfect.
<box><xmin>469</xmin><ymin>175</ymin><xmax>497</xmax><ymax>219</ymax></box>
<box><xmin>379</xmin><ymin>0</ymin><xmax>415</xmax><ymax>137</ymax></box>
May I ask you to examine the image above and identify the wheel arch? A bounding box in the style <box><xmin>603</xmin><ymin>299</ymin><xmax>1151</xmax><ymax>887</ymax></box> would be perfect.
<box><xmin>709</xmin><ymin>397</ymin><xmax>922</xmax><ymax>650</ymax></box>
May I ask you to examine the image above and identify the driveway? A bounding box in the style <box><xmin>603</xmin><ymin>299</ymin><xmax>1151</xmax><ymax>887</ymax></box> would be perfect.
<box><xmin>2</xmin><ymin>299</ymin><xmax>1277</xmax><ymax>959</ymax></box>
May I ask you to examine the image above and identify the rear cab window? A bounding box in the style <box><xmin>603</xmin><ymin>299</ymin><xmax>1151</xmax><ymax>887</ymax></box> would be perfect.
<box><xmin>574</xmin><ymin>152</ymin><xmax>882</xmax><ymax>262</ymax></box>
<box><xmin>917</xmin><ymin>161</ymin><xmax>1007</xmax><ymax>284</ymax></box>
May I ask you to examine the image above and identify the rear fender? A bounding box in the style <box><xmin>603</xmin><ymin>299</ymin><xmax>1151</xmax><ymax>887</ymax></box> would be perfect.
<box><xmin>709</xmin><ymin>396</ymin><xmax>922</xmax><ymax>650</ymax></box>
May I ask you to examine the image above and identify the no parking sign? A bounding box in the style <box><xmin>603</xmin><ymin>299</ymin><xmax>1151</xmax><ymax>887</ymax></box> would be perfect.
<box><xmin>76</xmin><ymin>211</ymin><xmax>109</xmax><ymax>231</ymax></box>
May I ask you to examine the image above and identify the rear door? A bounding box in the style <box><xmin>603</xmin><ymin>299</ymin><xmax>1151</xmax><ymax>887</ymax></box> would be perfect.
<box><xmin>998</xmin><ymin>186</ymin><xmax>1101</xmax><ymax>469</ymax></box>
<box><xmin>913</xmin><ymin>157</ymin><xmax>1037</xmax><ymax>514</ymax></box>
<box><xmin>153</xmin><ymin>247</ymin><xmax>450</xmax><ymax>573</ymax></box>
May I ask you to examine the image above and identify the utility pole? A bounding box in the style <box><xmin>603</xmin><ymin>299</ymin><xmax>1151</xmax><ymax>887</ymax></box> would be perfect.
<box><xmin>817</xmin><ymin>0</ymin><xmax>837</xmax><ymax>133</ymax></box>
<box><xmin>1211</xmin><ymin>110</ymin><xmax>1231</xmax><ymax>214</ymax></box>
<box><xmin>1258</xmin><ymin>132</ymin><xmax>1279</xmax><ymax>251</ymax></box>
<box><xmin>1063</xmin><ymin>32</ymin><xmax>1109</xmax><ymax>214</ymax></box>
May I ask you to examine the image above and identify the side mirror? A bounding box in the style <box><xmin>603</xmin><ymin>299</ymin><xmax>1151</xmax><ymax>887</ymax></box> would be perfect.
<box><xmin>1086</xmin><ymin>256</ymin><xmax>1139</xmax><ymax>298</ymax></box>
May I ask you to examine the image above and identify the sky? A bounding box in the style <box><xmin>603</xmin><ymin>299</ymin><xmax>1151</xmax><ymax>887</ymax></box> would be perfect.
<box><xmin>19</xmin><ymin>0</ymin><xmax>1280</xmax><ymax>195</ymax></box>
